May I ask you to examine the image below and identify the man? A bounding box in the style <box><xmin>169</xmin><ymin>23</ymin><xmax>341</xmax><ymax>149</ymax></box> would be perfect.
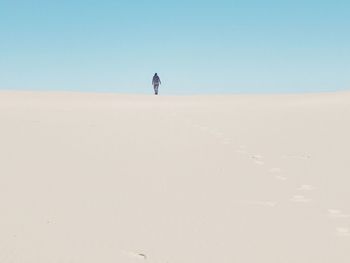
<box><xmin>152</xmin><ymin>73</ymin><xmax>161</xmax><ymax>95</ymax></box>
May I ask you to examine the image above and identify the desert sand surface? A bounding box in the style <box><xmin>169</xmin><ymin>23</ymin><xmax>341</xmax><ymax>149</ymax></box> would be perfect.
<box><xmin>0</xmin><ymin>91</ymin><xmax>350</xmax><ymax>263</ymax></box>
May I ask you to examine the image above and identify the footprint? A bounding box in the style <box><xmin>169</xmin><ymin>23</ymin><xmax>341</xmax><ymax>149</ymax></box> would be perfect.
<box><xmin>251</xmin><ymin>155</ymin><xmax>264</xmax><ymax>165</ymax></box>
<box><xmin>137</xmin><ymin>254</ymin><xmax>147</xmax><ymax>260</ymax></box>
<box><xmin>290</xmin><ymin>195</ymin><xmax>311</xmax><ymax>203</ymax></box>
<box><xmin>298</xmin><ymin>185</ymin><xmax>316</xmax><ymax>191</ymax></box>
<box><xmin>282</xmin><ymin>154</ymin><xmax>311</xmax><ymax>160</ymax></box>
<box><xmin>269</xmin><ymin>168</ymin><xmax>282</xmax><ymax>173</ymax></box>
<box><xmin>299</xmin><ymin>154</ymin><xmax>311</xmax><ymax>160</ymax></box>
<box><xmin>123</xmin><ymin>251</ymin><xmax>148</xmax><ymax>260</ymax></box>
<box><xmin>275</xmin><ymin>175</ymin><xmax>287</xmax><ymax>181</ymax></box>
<box><xmin>238</xmin><ymin>200</ymin><xmax>277</xmax><ymax>207</ymax></box>
<box><xmin>328</xmin><ymin>209</ymin><xmax>350</xmax><ymax>218</ymax></box>
<box><xmin>336</xmin><ymin>227</ymin><xmax>350</xmax><ymax>237</ymax></box>
<box><xmin>254</xmin><ymin>160</ymin><xmax>265</xmax><ymax>165</ymax></box>
<box><xmin>268</xmin><ymin>168</ymin><xmax>287</xmax><ymax>180</ymax></box>
<box><xmin>252</xmin><ymin>155</ymin><xmax>263</xmax><ymax>160</ymax></box>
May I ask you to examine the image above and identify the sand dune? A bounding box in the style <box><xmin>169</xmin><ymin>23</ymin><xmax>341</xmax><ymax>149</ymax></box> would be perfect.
<box><xmin>0</xmin><ymin>91</ymin><xmax>349</xmax><ymax>262</ymax></box>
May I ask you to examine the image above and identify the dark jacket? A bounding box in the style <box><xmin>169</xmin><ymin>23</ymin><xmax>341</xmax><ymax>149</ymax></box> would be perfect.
<box><xmin>152</xmin><ymin>75</ymin><xmax>161</xmax><ymax>85</ymax></box>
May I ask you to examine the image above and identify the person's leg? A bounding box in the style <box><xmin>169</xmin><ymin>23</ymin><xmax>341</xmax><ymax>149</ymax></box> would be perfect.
<box><xmin>154</xmin><ymin>85</ymin><xmax>159</xmax><ymax>95</ymax></box>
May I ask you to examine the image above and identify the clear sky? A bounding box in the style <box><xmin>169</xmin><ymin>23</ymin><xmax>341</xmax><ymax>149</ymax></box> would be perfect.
<box><xmin>0</xmin><ymin>0</ymin><xmax>349</xmax><ymax>94</ymax></box>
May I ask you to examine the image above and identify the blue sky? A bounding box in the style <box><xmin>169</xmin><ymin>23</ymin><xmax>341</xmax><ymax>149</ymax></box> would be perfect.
<box><xmin>0</xmin><ymin>0</ymin><xmax>349</xmax><ymax>94</ymax></box>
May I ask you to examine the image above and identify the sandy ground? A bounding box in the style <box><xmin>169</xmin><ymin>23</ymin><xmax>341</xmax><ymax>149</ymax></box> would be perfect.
<box><xmin>0</xmin><ymin>91</ymin><xmax>349</xmax><ymax>263</ymax></box>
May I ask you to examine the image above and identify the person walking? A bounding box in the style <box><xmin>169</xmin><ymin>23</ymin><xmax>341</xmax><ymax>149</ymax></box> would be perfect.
<box><xmin>152</xmin><ymin>73</ymin><xmax>161</xmax><ymax>95</ymax></box>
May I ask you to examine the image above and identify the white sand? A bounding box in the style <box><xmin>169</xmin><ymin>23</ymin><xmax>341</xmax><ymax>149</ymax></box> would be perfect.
<box><xmin>0</xmin><ymin>91</ymin><xmax>349</xmax><ymax>262</ymax></box>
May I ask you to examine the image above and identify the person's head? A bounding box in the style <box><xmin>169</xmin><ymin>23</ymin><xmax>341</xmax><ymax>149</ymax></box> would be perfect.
<box><xmin>154</xmin><ymin>73</ymin><xmax>158</xmax><ymax>76</ymax></box>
